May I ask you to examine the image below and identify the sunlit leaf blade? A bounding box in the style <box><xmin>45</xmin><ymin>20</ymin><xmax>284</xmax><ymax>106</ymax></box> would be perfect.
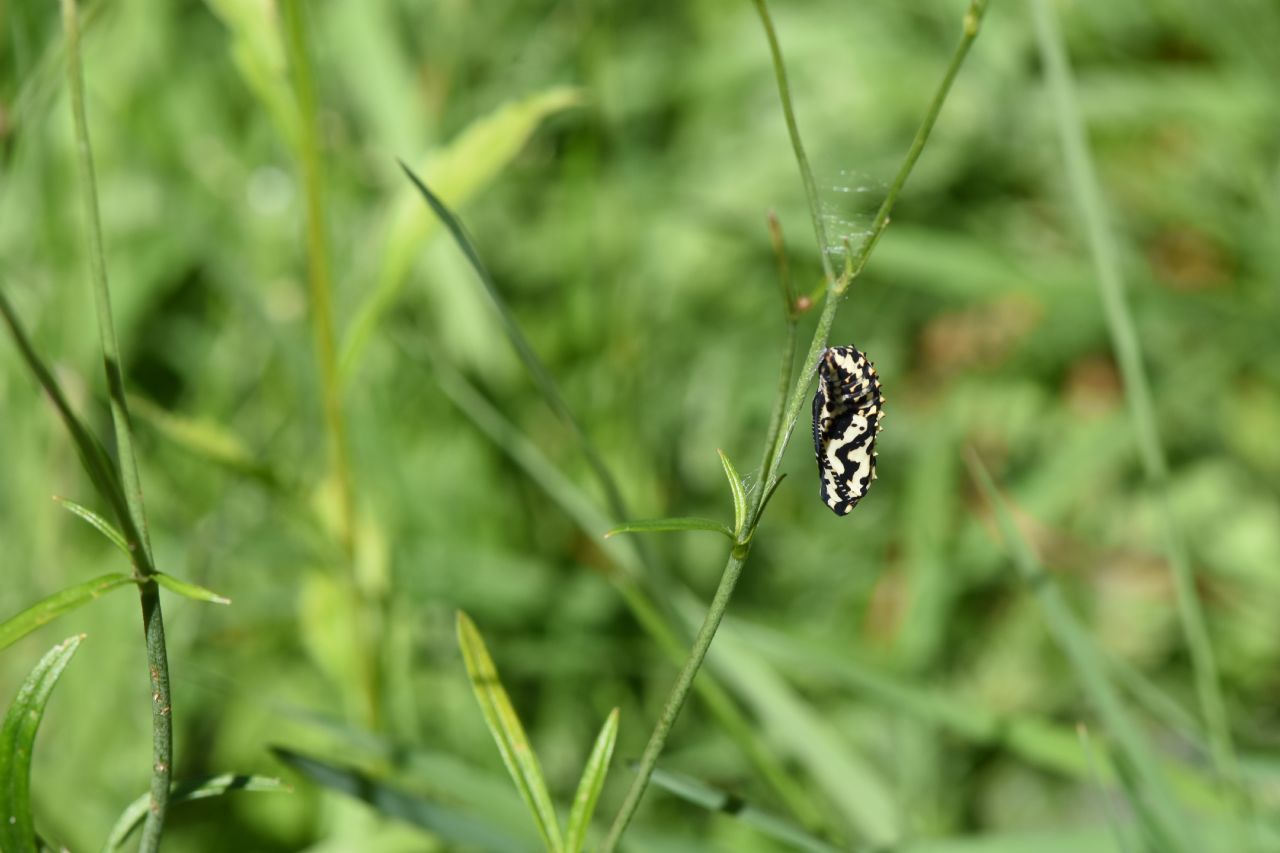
<box><xmin>103</xmin><ymin>774</ymin><xmax>290</xmax><ymax>852</ymax></box>
<box><xmin>644</xmin><ymin>765</ymin><xmax>841</xmax><ymax>853</ymax></box>
<box><xmin>340</xmin><ymin>87</ymin><xmax>580</xmax><ymax>376</ymax></box>
<box><xmin>967</xmin><ymin>451</ymin><xmax>1192</xmax><ymax>852</ymax></box>
<box><xmin>0</xmin><ymin>635</ymin><xmax>84</xmax><ymax>852</ymax></box>
<box><xmin>272</xmin><ymin>747</ymin><xmax>526</xmax><ymax>853</ymax></box>
<box><xmin>604</xmin><ymin>518</ymin><xmax>733</xmax><ymax>540</ymax></box>
<box><xmin>717</xmin><ymin>449</ymin><xmax>748</xmax><ymax>538</ymax></box>
<box><xmin>54</xmin><ymin>496</ymin><xmax>129</xmax><ymax>554</ymax></box>
<box><xmin>0</xmin><ymin>576</ymin><xmax>133</xmax><ymax>652</ymax></box>
<box><xmin>456</xmin><ymin>611</ymin><xmax>564</xmax><ymax>853</ymax></box>
<box><xmin>565</xmin><ymin>708</ymin><xmax>619</xmax><ymax>853</ymax></box>
<box><xmin>152</xmin><ymin>572</ymin><xmax>231</xmax><ymax>606</ymax></box>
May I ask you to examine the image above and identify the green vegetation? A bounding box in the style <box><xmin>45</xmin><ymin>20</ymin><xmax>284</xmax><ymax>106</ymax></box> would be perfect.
<box><xmin>3</xmin><ymin>0</ymin><xmax>1279</xmax><ymax>850</ymax></box>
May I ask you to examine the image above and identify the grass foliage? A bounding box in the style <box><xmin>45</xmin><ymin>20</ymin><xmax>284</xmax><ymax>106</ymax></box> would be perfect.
<box><xmin>2</xmin><ymin>0</ymin><xmax>1280</xmax><ymax>850</ymax></box>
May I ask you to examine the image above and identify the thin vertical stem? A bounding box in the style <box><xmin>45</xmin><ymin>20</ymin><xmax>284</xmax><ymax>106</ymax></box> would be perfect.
<box><xmin>599</xmin><ymin>5</ymin><xmax>989</xmax><ymax>847</ymax></box>
<box><xmin>751</xmin><ymin>0</ymin><xmax>835</xmax><ymax>284</ymax></box>
<box><xmin>281</xmin><ymin>0</ymin><xmax>355</xmax><ymax>555</ymax></box>
<box><xmin>61</xmin><ymin>1</ymin><xmax>171</xmax><ymax>848</ymax></box>
<box><xmin>1028</xmin><ymin>0</ymin><xmax>1239</xmax><ymax>794</ymax></box>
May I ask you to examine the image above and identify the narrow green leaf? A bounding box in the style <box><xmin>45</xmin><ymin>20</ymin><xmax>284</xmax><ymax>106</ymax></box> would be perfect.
<box><xmin>152</xmin><ymin>572</ymin><xmax>231</xmax><ymax>606</ymax></box>
<box><xmin>54</xmin><ymin>496</ymin><xmax>129</xmax><ymax>554</ymax></box>
<box><xmin>340</xmin><ymin>88</ymin><xmax>580</xmax><ymax>376</ymax></box>
<box><xmin>272</xmin><ymin>747</ymin><xmax>527</xmax><ymax>853</ymax></box>
<box><xmin>644</xmin><ymin>764</ymin><xmax>841</xmax><ymax>853</ymax></box>
<box><xmin>967</xmin><ymin>451</ymin><xmax>1192</xmax><ymax>852</ymax></box>
<box><xmin>604</xmin><ymin>518</ymin><xmax>733</xmax><ymax>540</ymax></box>
<box><xmin>0</xmin><ymin>575</ymin><xmax>133</xmax><ymax>652</ymax></box>
<box><xmin>565</xmin><ymin>708</ymin><xmax>619</xmax><ymax>853</ymax></box>
<box><xmin>717</xmin><ymin>449</ymin><xmax>747</xmax><ymax>538</ymax></box>
<box><xmin>456</xmin><ymin>611</ymin><xmax>564</xmax><ymax>853</ymax></box>
<box><xmin>0</xmin><ymin>635</ymin><xmax>84</xmax><ymax>852</ymax></box>
<box><xmin>0</xmin><ymin>287</ymin><xmax>130</xmax><ymax>527</ymax></box>
<box><xmin>103</xmin><ymin>774</ymin><xmax>290</xmax><ymax>852</ymax></box>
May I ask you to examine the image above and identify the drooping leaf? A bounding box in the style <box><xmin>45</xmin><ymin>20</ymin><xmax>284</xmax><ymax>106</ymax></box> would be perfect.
<box><xmin>0</xmin><ymin>576</ymin><xmax>133</xmax><ymax>652</ymax></box>
<box><xmin>272</xmin><ymin>747</ymin><xmax>526</xmax><ymax>853</ymax></box>
<box><xmin>644</xmin><ymin>764</ymin><xmax>841</xmax><ymax>853</ymax></box>
<box><xmin>103</xmin><ymin>774</ymin><xmax>290</xmax><ymax>851</ymax></box>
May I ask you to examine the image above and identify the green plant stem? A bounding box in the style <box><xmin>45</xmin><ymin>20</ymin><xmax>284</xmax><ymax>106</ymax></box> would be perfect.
<box><xmin>751</xmin><ymin>0</ymin><xmax>834</xmax><ymax>284</ymax></box>
<box><xmin>599</xmin><ymin>4</ymin><xmax>989</xmax><ymax>847</ymax></box>
<box><xmin>1027</xmin><ymin>0</ymin><xmax>1239</xmax><ymax>794</ymax></box>
<box><xmin>61</xmin><ymin>1</ymin><xmax>170</xmax><ymax>848</ymax></box>
<box><xmin>599</xmin><ymin>545</ymin><xmax>752</xmax><ymax>852</ymax></box>
<box><xmin>281</xmin><ymin>0</ymin><xmax>355</xmax><ymax>555</ymax></box>
<box><xmin>756</xmin><ymin>213</ymin><xmax>800</xmax><ymax>488</ymax></box>
<box><xmin>282</xmin><ymin>0</ymin><xmax>382</xmax><ymax>729</ymax></box>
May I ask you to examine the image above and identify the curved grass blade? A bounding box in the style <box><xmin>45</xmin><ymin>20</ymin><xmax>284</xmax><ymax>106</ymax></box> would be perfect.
<box><xmin>0</xmin><ymin>635</ymin><xmax>84</xmax><ymax>852</ymax></box>
<box><xmin>967</xmin><ymin>451</ymin><xmax>1192</xmax><ymax>852</ymax></box>
<box><xmin>716</xmin><ymin>449</ymin><xmax>748</xmax><ymax>539</ymax></box>
<box><xmin>152</xmin><ymin>573</ymin><xmax>231</xmax><ymax>606</ymax></box>
<box><xmin>644</xmin><ymin>765</ymin><xmax>841</xmax><ymax>853</ymax></box>
<box><xmin>54</xmin><ymin>496</ymin><xmax>129</xmax><ymax>554</ymax></box>
<box><xmin>565</xmin><ymin>708</ymin><xmax>619</xmax><ymax>853</ymax></box>
<box><xmin>341</xmin><ymin>87</ymin><xmax>580</xmax><ymax>376</ymax></box>
<box><xmin>456</xmin><ymin>611</ymin><xmax>564</xmax><ymax>852</ymax></box>
<box><xmin>0</xmin><ymin>287</ymin><xmax>128</xmax><ymax>525</ymax></box>
<box><xmin>395</xmin><ymin>163</ymin><xmax>628</xmax><ymax>528</ymax></box>
<box><xmin>604</xmin><ymin>518</ymin><xmax>733</xmax><ymax>541</ymax></box>
<box><xmin>103</xmin><ymin>774</ymin><xmax>290</xmax><ymax>852</ymax></box>
<box><xmin>0</xmin><ymin>576</ymin><xmax>133</xmax><ymax>652</ymax></box>
<box><xmin>272</xmin><ymin>747</ymin><xmax>526</xmax><ymax>853</ymax></box>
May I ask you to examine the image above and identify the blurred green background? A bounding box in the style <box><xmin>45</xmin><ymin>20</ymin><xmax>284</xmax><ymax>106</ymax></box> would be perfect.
<box><xmin>3</xmin><ymin>0</ymin><xmax>1280</xmax><ymax>849</ymax></box>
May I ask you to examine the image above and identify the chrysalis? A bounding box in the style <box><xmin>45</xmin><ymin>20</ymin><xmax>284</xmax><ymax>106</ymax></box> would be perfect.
<box><xmin>811</xmin><ymin>345</ymin><xmax>883</xmax><ymax>515</ymax></box>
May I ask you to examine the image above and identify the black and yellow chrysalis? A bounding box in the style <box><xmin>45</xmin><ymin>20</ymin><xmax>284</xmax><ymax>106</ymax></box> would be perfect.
<box><xmin>811</xmin><ymin>345</ymin><xmax>884</xmax><ymax>515</ymax></box>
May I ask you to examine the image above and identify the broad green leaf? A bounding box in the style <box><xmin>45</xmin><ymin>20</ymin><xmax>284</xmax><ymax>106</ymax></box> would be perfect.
<box><xmin>0</xmin><ymin>635</ymin><xmax>84</xmax><ymax>852</ymax></box>
<box><xmin>645</xmin><ymin>765</ymin><xmax>840</xmax><ymax>853</ymax></box>
<box><xmin>565</xmin><ymin>708</ymin><xmax>619</xmax><ymax>853</ymax></box>
<box><xmin>0</xmin><ymin>575</ymin><xmax>133</xmax><ymax>652</ymax></box>
<box><xmin>604</xmin><ymin>518</ymin><xmax>733</xmax><ymax>540</ymax></box>
<box><xmin>272</xmin><ymin>748</ymin><xmax>527</xmax><ymax>852</ymax></box>
<box><xmin>456</xmin><ymin>611</ymin><xmax>564</xmax><ymax>853</ymax></box>
<box><xmin>717</xmin><ymin>449</ymin><xmax>748</xmax><ymax>538</ymax></box>
<box><xmin>340</xmin><ymin>87</ymin><xmax>581</xmax><ymax>376</ymax></box>
<box><xmin>54</xmin><ymin>496</ymin><xmax>129</xmax><ymax>554</ymax></box>
<box><xmin>153</xmin><ymin>572</ymin><xmax>231</xmax><ymax>606</ymax></box>
<box><xmin>103</xmin><ymin>774</ymin><xmax>290</xmax><ymax>852</ymax></box>
<box><xmin>968</xmin><ymin>452</ymin><xmax>1192</xmax><ymax>852</ymax></box>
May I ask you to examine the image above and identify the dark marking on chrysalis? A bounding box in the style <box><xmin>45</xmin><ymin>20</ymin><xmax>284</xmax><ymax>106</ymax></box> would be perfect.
<box><xmin>811</xmin><ymin>345</ymin><xmax>883</xmax><ymax>515</ymax></box>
